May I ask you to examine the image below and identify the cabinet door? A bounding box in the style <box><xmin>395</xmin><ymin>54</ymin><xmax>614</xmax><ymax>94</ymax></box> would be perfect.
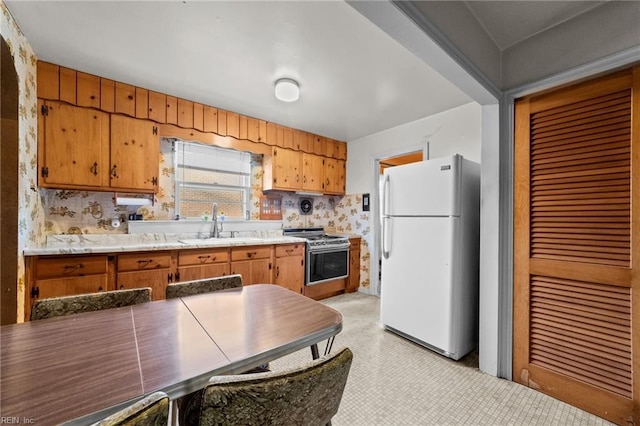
<box><xmin>230</xmin><ymin>260</ymin><xmax>272</xmax><ymax>285</ymax></box>
<box><xmin>35</xmin><ymin>276</ymin><xmax>108</xmax><ymax>300</ymax></box>
<box><xmin>324</xmin><ymin>158</ymin><xmax>345</xmax><ymax>195</ymax></box>
<box><xmin>177</xmin><ymin>264</ymin><xmax>230</xmax><ymax>282</ymax></box>
<box><xmin>230</xmin><ymin>261</ymin><xmax>252</xmax><ymax>285</ymax></box>
<box><xmin>302</xmin><ymin>153</ymin><xmax>324</xmax><ymax>192</ymax></box>
<box><xmin>275</xmin><ymin>254</ymin><xmax>304</xmax><ymax>294</ymax></box>
<box><xmin>117</xmin><ymin>270</ymin><xmax>169</xmax><ymax>301</ymax></box>
<box><xmin>110</xmin><ymin>115</ymin><xmax>159</xmax><ymax>192</ymax></box>
<box><xmin>39</xmin><ymin>101</ymin><xmax>110</xmax><ymax>189</ymax></box>
<box><xmin>271</xmin><ymin>148</ymin><xmax>301</xmax><ymax>190</ymax></box>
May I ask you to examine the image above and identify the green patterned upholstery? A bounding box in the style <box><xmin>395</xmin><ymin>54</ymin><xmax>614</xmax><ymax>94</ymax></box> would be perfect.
<box><xmin>30</xmin><ymin>288</ymin><xmax>152</xmax><ymax>321</ymax></box>
<box><xmin>91</xmin><ymin>391</ymin><xmax>169</xmax><ymax>426</ymax></box>
<box><xmin>178</xmin><ymin>347</ymin><xmax>353</xmax><ymax>426</ymax></box>
<box><xmin>165</xmin><ymin>274</ymin><xmax>243</xmax><ymax>299</ymax></box>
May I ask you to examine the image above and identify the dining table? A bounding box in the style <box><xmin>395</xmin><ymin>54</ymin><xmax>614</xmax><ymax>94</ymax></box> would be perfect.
<box><xmin>0</xmin><ymin>284</ymin><xmax>343</xmax><ymax>425</ymax></box>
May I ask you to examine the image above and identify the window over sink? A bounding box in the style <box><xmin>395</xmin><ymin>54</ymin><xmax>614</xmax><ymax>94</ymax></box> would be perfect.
<box><xmin>174</xmin><ymin>140</ymin><xmax>251</xmax><ymax>220</ymax></box>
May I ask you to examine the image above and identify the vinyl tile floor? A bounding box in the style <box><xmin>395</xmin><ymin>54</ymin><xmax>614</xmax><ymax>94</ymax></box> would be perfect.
<box><xmin>269</xmin><ymin>292</ymin><xmax>613</xmax><ymax>426</ymax></box>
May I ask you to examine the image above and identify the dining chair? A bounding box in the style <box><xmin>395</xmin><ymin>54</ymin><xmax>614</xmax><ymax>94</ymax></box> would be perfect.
<box><xmin>90</xmin><ymin>391</ymin><xmax>169</xmax><ymax>426</ymax></box>
<box><xmin>30</xmin><ymin>287</ymin><xmax>152</xmax><ymax>321</ymax></box>
<box><xmin>165</xmin><ymin>274</ymin><xmax>243</xmax><ymax>299</ymax></box>
<box><xmin>177</xmin><ymin>347</ymin><xmax>353</xmax><ymax>426</ymax></box>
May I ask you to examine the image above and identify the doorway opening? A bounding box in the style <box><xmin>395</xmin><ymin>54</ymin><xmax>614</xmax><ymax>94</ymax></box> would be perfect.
<box><xmin>1</xmin><ymin>35</ymin><xmax>19</xmax><ymax>324</ymax></box>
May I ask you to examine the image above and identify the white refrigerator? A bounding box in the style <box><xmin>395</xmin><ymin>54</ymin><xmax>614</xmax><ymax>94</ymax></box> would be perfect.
<box><xmin>380</xmin><ymin>154</ymin><xmax>480</xmax><ymax>360</ymax></box>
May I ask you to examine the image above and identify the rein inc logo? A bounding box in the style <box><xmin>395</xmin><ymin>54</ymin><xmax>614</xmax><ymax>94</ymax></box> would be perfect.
<box><xmin>1</xmin><ymin>418</ymin><xmax>34</xmax><ymax>424</ymax></box>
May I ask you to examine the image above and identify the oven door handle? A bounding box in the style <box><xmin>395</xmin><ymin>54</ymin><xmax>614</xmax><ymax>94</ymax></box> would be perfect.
<box><xmin>308</xmin><ymin>245</ymin><xmax>350</xmax><ymax>254</ymax></box>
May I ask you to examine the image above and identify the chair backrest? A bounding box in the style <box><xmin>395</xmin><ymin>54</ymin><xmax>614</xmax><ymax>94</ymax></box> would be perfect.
<box><xmin>91</xmin><ymin>391</ymin><xmax>169</xmax><ymax>426</ymax></box>
<box><xmin>179</xmin><ymin>347</ymin><xmax>353</xmax><ymax>426</ymax></box>
<box><xmin>165</xmin><ymin>274</ymin><xmax>243</xmax><ymax>299</ymax></box>
<box><xmin>30</xmin><ymin>287</ymin><xmax>152</xmax><ymax>321</ymax></box>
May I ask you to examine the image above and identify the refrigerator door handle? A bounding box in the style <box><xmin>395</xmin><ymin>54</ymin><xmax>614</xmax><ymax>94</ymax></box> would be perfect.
<box><xmin>382</xmin><ymin>174</ymin><xmax>390</xmax><ymax>216</ymax></box>
<box><xmin>382</xmin><ymin>216</ymin><xmax>390</xmax><ymax>259</ymax></box>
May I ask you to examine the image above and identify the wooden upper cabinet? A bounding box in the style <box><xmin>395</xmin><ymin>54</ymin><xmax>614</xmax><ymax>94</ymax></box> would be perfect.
<box><xmin>262</xmin><ymin>147</ymin><xmax>301</xmax><ymax>191</ymax></box>
<box><xmin>336</xmin><ymin>141</ymin><xmax>347</xmax><ymax>160</ymax></box>
<box><xmin>76</xmin><ymin>72</ymin><xmax>100</xmax><ymax>108</ymax></box>
<box><xmin>312</xmin><ymin>135</ymin><xmax>324</xmax><ymax>155</ymax></box>
<box><xmin>298</xmin><ymin>132</ymin><xmax>311</xmax><ymax>153</ymax></box>
<box><xmin>100</xmin><ymin>78</ymin><xmax>115</xmax><ymax>112</ymax></box>
<box><xmin>218</xmin><ymin>110</ymin><xmax>228</xmax><ymax>135</ymax></box>
<box><xmin>324</xmin><ymin>138</ymin><xmax>336</xmax><ymax>158</ymax></box>
<box><xmin>193</xmin><ymin>103</ymin><xmax>204</xmax><ymax>131</ymax></box>
<box><xmin>324</xmin><ymin>158</ymin><xmax>345</xmax><ymax>195</ymax></box>
<box><xmin>166</xmin><ymin>96</ymin><xmax>178</xmax><ymax>125</ymax></box>
<box><xmin>283</xmin><ymin>127</ymin><xmax>294</xmax><ymax>149</ymax></box>
<box><xmin>246</xmin><ymin>117</ymin><xmax>261</xmax><ymax>142</ymax></box>
<box><xmin>37</xmin><ymin>61</ymin><xmax>59</xmax><ymax>100</ymax></box>
<box><xmin>266</xmin><ymin>122</ymin><xmax>277</xmax><ymax>146</ymax></box>
<box><xmin>110</xmin><ymin>115</ymin><xmax>159</xmax><ymax>193</ymax></box>
<box><xmin>227</xmin><ymin>112</ymin><xmax>240</xmax><ymax>138</ymax></box>
<box><xmin>38</xmin><ymin>100</ymin><xmax>109</xmax><ymax>189</ymax></box>
<box><xmin>148</xmin><ymin>91</ymin><xmax>166</xmax><ymax>123</ymax></box>
<box><xmin>203</xmin><ymin>106</ymin><xmax>218</xmax><ymax>133</ymax></box>
<box><xmin>177</xmin><ymin>99</ymin><xmax>194</xmax><ymax>128</ymax></box>
<box><xmin>239</xmin><ymin>115</ymin><xmax>248</xmax><ymax>140</ymax></box>
<box><xmin>114</xmin><ymin>82</ymin><xmax>136</xmax><ymax>117</ymax></box>
<box><xmin>59</xmin><ymin>67</ymin><xmax>77</xmax><ymax>104</ymax></box>
<box><xmin>135</xmin><ymin>88</ymin><xmax>148</xmax><ymax>119</ymax></box>
<box><xmin>302</xmin><ymin>153</ymin><xmax>324</xmax><ymax>192</ymax></box>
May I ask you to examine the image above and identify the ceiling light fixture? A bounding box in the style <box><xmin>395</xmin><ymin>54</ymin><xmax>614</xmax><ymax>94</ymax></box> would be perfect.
<box><xmin>275</xmin><ymin>78</ymin><xmax>299</xmax><ymax>102</ymax></box>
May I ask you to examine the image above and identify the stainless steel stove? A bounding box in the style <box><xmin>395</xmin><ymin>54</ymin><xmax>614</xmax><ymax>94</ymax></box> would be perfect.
<box><xmin>284</xmin><ymin>228</ymin><xmax>350</xmax><ymax>285</ymax></box>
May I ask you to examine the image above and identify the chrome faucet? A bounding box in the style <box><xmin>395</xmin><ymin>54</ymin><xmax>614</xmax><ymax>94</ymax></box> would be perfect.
<box><xmin>211</xmin><ymin>202</ymin><xmax>220</xmax><ymax>238</ymax></box>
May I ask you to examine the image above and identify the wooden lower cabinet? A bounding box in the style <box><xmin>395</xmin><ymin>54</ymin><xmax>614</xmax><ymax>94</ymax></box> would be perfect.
<box><xmin>24</xmin><ymin>254</ymin><xmax>111</xmax><ymax>321</ymax></box>
<box><xmin>116</xmin><ymin>252</ymin><xmax>171</xmax><ymax>300</ymax></box>
<box><xmin>177</xmin><ymin>248</ymin><xmax>230</xmax><ymax>282</ymax></box>
<box><xmin>230</xmin><ymin>246</ymin><xmax>273</xmax><ymax>285</ymax></box>
<box><xmin>274</xmin><ymin>244</ymin><xmax>305</xmax><ymax>294</ymax></box>
<box><xmin>24</xmin><ymin>242</ymin><xmax>308</xmax><ymax>320</ymax></box>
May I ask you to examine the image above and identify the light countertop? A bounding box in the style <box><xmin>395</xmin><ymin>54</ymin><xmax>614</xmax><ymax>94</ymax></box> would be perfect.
<box><xmin>24</xmin><ymin>233</ymin><xmax>306</xmax><ymax>256</ymax></box>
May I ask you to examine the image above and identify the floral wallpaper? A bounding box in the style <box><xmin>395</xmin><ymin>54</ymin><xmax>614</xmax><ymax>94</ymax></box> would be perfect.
<box><xmin>1</xmin><ymin>0</ymin><xmax>42</xmax><ymax>321</ymax></box>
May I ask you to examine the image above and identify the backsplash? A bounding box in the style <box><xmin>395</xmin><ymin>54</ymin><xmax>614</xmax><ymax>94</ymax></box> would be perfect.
<box><xmin>39</xmin><ymin>138</ymin><xmax>372</xmax><ymax>288</ymax></box>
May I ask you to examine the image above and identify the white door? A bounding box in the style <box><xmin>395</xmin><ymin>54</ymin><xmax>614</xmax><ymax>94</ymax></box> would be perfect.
<box><xmin>383</xmin><ymin>155</ymin><xmax>460</xmax><ymax>217</ymax></box>
<box><xmin>380</xmin><ymin>216</ymin><xmax>459</xmax><ymax>355</ymax></box>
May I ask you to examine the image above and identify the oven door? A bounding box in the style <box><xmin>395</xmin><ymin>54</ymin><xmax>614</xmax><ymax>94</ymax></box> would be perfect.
<box><xmin>306</xmin><ymin>246</ymin><xmax>349</xmax><ymax>285</ymax></box>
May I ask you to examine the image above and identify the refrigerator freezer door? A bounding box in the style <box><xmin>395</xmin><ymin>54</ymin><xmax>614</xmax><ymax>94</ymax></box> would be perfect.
<box><xmin>380</xmin><ymin>216</ymin><xmax>459</xmax><ymax>355</ymax></box>
<box><xmin>383</xmin><ymin>155</ymin><xmax>460</xmax><ymax>217</ymax></box>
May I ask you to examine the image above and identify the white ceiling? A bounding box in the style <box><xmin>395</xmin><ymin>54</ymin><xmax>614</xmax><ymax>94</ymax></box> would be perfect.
<box><xmin>463</xmin><ymin>0</ymin><xmax>607</xmax><ymax>50</ymax></box>
<box><xmin>5</xmin><ymin>1</ymin><xmax>472</xmax><ymax>142</ymax></box>
<box><xmin>6</xmin><ymin>1</ymin><xmax>607</xmax><ymax>143</ymax></box>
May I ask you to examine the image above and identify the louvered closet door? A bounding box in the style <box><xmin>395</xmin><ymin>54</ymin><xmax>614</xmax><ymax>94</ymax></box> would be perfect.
<box><xmin>514</xmin><ymin>67</ymin><xmax>640</xmax><ymax>425</ymax></box>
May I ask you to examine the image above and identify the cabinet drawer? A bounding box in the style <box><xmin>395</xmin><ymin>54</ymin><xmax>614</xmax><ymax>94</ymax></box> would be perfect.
<box><xmin>231</xmin><ymin>246</ymin><xmax>272</xmax><ymax>261</ymax></box>
<box><xmin>275</xmin><ymin>244</ymin><xmax>304</xmax><ymax>257</ymax></box>
<box><xmin>179</xmin><ymin>249</ymin><xmax>229</xmax><ymax>266</ymax></box>
<box><xmin>36</xmin><ymin>256</ymin><xmax>108</xmax><ymax>279</ymax></box>
<box><xmin>118</xmin><ymin>252</ymin><xmax>171</xmax><ymax>272</ymax></box>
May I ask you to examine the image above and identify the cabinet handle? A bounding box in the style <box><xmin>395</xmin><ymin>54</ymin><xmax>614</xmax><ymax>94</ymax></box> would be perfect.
<box><xmin>326</xmin><ymin>178</ymin><xmax>330</xmax><ymax>185</ymax></box>
<box><xmin>276</xmin><ymin>266</ymin><xmax>280</xmax><ymax>278</ymax></box>
<box><xmin>175</xmin><ymin>272</ymin><xmax>181</xmax><ymax>281</ymax></box>
<box><xmin>110</xmin><ymin>164</ymin><xmax>118</xmax><ymax>179</ymax></box>
<box><xmin>137</xmin><ymin>259</ymin><xmax>153</xmax><ymax>268</ymax></box>
<box><xmin>91</xmin><ymin>162</ymin><xmax>98</xmax><ymax>176</ymax></box>
<box><xmin>168</xmin><ymin>273</ymin><xmax>173</xmax><ymax>283</ymax></box>
<box><xmin>286</xmin><ymin>249</ymin><xmax>293</xmax><ymax>254</ymax></box>
<box><xmin>119</xmin><ymin>285</ymin><xmax>125</xmax><ymax>290</ymax></box>
<box><xmin>303</xmin><ymin>176</ymin><xmax>307</xmax><ymax>183</ymax></box>
<box><xmin>63</xmin><ymin>263</ymin><xmax>84</xmax><ymax>272</ymax></box>
<box><xmin>197</xmin><ymin>255</ymin><xmax>211</xmax><ymax>263</ymax></box>
<box><xmin>98</xmin><ymin>286</ymin><xmax>103</xmax><ymax>292</ymax></box>
<box><xmin>31</xmin><ymin>286</ymin><xmax>40</xmax><ymax>299</ymax></box>
<box><xmin>247</xmin><ymin>252</ymin><xmax>257</xmax><ymax>258</ymax></box>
